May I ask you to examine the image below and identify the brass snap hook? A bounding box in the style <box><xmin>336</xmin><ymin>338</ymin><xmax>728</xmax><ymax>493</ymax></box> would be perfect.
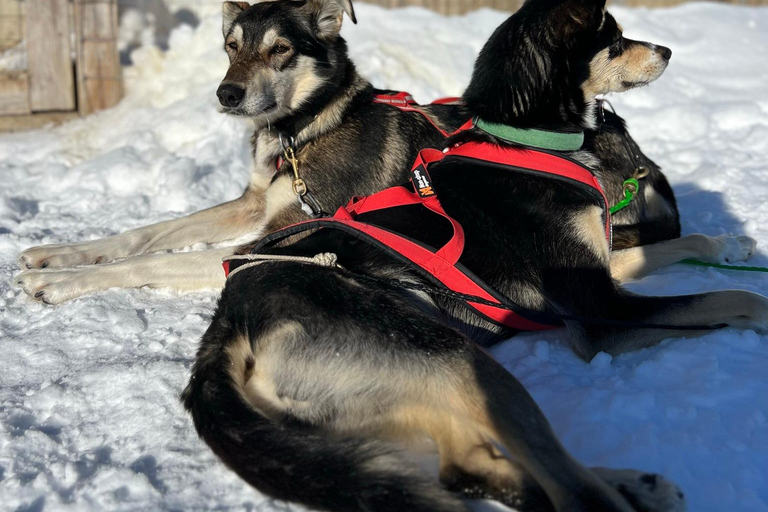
<box><xmin>293</xmin><ymin>178</ymin><xmax>307</xmax><ymax>196</ymax></box>
<box><xmin>633</xmin><ymin>166</ymin><xmax>650</xmax><ymax>180</ymax></box>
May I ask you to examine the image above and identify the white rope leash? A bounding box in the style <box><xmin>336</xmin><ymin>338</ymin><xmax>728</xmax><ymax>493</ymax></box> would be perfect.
<box><xmin>223</xmin><ymin>253</ymin><xmax>341</xmax><ymax>280</ymax></box>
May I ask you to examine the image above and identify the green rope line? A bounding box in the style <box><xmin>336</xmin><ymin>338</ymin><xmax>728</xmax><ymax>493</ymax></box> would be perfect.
<box><xmin>680</xmin><ymin>259</ymin><xmax>768</xmax><ymax>273</ymax></box>
<box><xmin>609</xmin><ymin>179</ymin><xmax>768</xmax><ymax>273</ymax></box>
<box><xmin>609</xmin><ymin>178</ymin><xmax>639</xmax><ymax>215</ymax></box>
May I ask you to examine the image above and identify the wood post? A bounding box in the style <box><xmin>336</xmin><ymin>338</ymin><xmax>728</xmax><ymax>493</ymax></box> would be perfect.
<box><xmin>27</xmin><ymin>0</ymin><xmax>75</xmax><ymax>111</ymax></box>
<box><xmin>74</xmin><ymin>0</ymin><xmax>122</xmax><ymax>115</ymax></box>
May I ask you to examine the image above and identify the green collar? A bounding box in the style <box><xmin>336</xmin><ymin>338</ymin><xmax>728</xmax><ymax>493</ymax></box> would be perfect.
<box><xmin>474</xmin><ymin>117</ymin><xmax>584</xmax><ymax>152</ymax></box>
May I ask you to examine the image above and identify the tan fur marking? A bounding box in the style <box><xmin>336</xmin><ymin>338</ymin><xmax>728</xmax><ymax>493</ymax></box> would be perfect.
<box><xmin>642</xmin><ymin>185</ymin><xmax>674</xmax><ymax>220</ymax></box>
<box><xmin>215</xmin><ymin>187</ymin><xmax>266</xmax><ymax>231</ymax></box>
<box><xmin>572</xmin><ymin>206</ymin><xmax>610</xmax><ymax>263</ymax></box>
<box><xmin>226</xmin><ymin>324</ymin><xmax>309</xmax><ymax>421</ymax></box>
<box><xmin>582</xmin><ymin>43</ymin><xmax>667</xmax><ymax>100</ymax></box>
<box><xmin>287</xmin><ymin>56</ymin><xmax>325</xmax><ymax>111</ymax></box>
<box><xmin>263</xmin><ymin>174</ymin><xmax>298</xmax><ymax>224</ymax></box>
<box><xmin>261</xmin><ymin>28</ymin><xmax>279</xmax><ymax>50</ymax></box>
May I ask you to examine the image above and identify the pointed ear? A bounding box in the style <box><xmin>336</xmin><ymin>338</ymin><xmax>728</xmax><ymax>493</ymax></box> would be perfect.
<box><xmin>553</xmin><ymin>0</ymin><xmax>605</xmax><ymax>39</ymax></box>
<box><xmin>307</xmin><ymin>0</ymin><xmax>357</xmax><ymax>40</ymax></box>
<box><xmin>223</xmin><ymin>2</ymin><xmax>250</xmax><ymax>37</ymax></box>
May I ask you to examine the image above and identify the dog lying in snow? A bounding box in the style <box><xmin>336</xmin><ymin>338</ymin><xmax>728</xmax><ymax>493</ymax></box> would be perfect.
<box><xmin>15</xmin><ymin>0</ymin><xmax>711</xmax><ymax>307</ymax></box>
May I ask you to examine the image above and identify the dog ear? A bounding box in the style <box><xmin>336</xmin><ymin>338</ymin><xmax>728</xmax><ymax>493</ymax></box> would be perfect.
<box><xmin>307</xmin><ymin>0</ymin><xmax>357</xmax><ymax>40</ymax></box>
<box><xmin>333</xmin><ymin>0</ymin><xmax>356</xmax><ymax>24</ymax></box>
<box><xmin>554</xmin><ymin>0</ymin><xmax>606</xmax><ymax>38</ymax></box>
<box><xmin>222</xmin><ymin>2</ymin><xmax>250</xmax><ymax>37</ymax></box>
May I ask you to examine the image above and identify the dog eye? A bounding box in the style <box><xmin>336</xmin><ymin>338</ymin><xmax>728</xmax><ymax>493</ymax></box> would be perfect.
<box><xmin>273</xmin><ymin>45</ymin><xmax>290</xmax><ymax>55</ymax></box>
<box><xmin>227</xmin><ymin>42</ymin><xmax>238</xmax><ymax>51</ymax></box>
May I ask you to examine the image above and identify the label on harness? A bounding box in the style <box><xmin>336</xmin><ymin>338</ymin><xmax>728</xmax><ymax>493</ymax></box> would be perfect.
<box><xmin>411</xmin><ymin>165</ymin><xmax>435</xmax><ymax>198</ymax></box>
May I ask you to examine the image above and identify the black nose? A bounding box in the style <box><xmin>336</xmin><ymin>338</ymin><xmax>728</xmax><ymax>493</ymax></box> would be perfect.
<box><xmin>217</xmin><ymin>84</ymin><xmax>245</xmax><ymax>108</ymax></box>
<box><xmin>658</xmin><ymin>45</ymin><xmax>672</xmax><ymax>61</ymax></box>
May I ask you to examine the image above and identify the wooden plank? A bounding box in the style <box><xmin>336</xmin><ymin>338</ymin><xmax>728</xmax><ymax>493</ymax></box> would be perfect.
<box><xmin>26</xmin><ymin>0</ymin><xmax>75</xmax><ymax>112</ymax></box>
<box><xmin>0</xmin><ymin>71</ymin><xmax>30</xmax><ymax>115</ymax></box>
<box><xmin>0</xmin><ymin>110</ymin><xmax>78</xmax><ymax>133</ymax></box>
<box><xmin>74</xmin><ymin>0</ymin><xmax>122</xmax><ymax>116</ymax></box>
<box><xmin>0</xmin><ymin>0</ymin><xmax>24</xmax><ymax>52</ymax></box>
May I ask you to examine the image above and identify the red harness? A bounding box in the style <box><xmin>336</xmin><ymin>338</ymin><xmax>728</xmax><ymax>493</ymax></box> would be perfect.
<box><xmin>229</xmin><ymin>141</ymin><xmax>611</xmax><ymax>332</ymax></box>
<box><xmin>371</xmin><ymin>91</ymin><xmax>472</xmax><ymax>137</ymax></box>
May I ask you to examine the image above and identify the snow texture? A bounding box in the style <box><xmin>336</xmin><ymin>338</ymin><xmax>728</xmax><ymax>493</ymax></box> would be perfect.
<box><xmin>2</xmin><ymin>3</ymin><xmax>768</xmax><ymax>511</ymax></box>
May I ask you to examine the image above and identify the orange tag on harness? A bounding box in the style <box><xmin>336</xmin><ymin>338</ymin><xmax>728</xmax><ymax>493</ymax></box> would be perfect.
<box><xmin>411</xmin><ymin>165</ymin><xmax>435</xmax><ymax>198</ymax></box>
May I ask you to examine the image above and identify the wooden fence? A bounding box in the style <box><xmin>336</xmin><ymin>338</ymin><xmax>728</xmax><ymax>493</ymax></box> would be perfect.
<box><xmin>0</xmin><ymin>0</ymin><xmax>121</xmax><ymax>126</ymax></box>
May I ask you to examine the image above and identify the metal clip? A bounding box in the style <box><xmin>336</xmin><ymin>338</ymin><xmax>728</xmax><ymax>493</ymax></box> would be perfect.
<box><xmin>278</xmin><ymin>132</ymin><xmax>324</xmax><ymax>218</ymax></box>
<box><xmin>623</xmin><ymin>178</ymin><xmax>639</xmax><ymax>196</ymax></box>
<box><xmin>633</xmin><ymin>166</ymin><xmax>650</xmax><ymax>180</ymax></box>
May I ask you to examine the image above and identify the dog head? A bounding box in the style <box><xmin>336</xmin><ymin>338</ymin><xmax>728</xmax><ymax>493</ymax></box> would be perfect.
<box><xmin>464</xmin><ymin>0</ymin><xmax>671</xmax><ymax>130</ymax></box>
<box><xmin>216</xmin><ymin>0</ymin><xmax>356</xmax><ymax>122</ymax></box>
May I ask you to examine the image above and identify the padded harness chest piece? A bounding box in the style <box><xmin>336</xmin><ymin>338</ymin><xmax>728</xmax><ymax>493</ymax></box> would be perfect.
<box><xmin>227</xmin><ymin>141</ymin><xmax>610</xmax><ymax>332</ymax></box>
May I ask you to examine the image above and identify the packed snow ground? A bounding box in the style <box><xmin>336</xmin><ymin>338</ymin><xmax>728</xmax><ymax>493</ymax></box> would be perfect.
<box><xmin>2</xmin><ymin>3</ymin><xmax>768</xmax><ymax>511</ymax></box>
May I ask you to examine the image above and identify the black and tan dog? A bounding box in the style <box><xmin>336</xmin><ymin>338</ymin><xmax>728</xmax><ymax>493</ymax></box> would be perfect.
<box><xmin>182</xmin><ymin>0</ymin><xmax>766</xmax><ymax>510</ymax></box>
<box><xmin>16</xmin><ymin>0</ymin><xmax>688</xmax><ymax>305</ymax></box>
<box><xmin>14</xmin><ymin>0</ymin><xmax>465</xmax><ymax>303</ymax></box>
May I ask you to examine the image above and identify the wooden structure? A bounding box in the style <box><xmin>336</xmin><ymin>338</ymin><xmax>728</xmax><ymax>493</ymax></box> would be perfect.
<box><xmin>0</xmin><ymin>0</ymin><xmax>121</xmax><ymax>128</ymax></box>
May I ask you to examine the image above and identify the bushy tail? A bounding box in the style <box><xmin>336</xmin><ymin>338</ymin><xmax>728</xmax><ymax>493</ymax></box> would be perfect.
<box><xmin>181</xmin><ymin>331</ymin><xmax>466</xmax><ymax>512</ymax></box>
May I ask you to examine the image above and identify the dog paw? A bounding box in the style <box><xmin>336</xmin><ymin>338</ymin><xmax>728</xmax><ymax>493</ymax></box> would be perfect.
<box><xmin>18</xmin><ymin>242</ymin><xmax>120</xmax><ymax>270</ymax></box>
<box><xmin>15</xmin><ymin>269</ymin><xmax>90</xmax><ymax>305</ymax></box>
<box><xmin>709</xmin><ymin>235</ymin><xmax>757</xmax><ymax>264</ymax></box>
<box><xmin>592</xmin><ymin>468</ymin><xmax>686</xmax><ymax>512</ymax></box>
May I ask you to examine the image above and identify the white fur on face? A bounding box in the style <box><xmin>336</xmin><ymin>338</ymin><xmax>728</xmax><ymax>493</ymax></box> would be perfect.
<box><xmin>286</xmin><ymin>56</ymin><xmax>323</xmax><ymax>110</ymax></box>
<box><xmin>583</xmin><ymin>44</ymin><xmax>669</xmax><ymax>99</ymax></box>
<box><xmin>260</xmin><ymin>28</ymin><xmax>279</xmax><ymax>50</ymax></box>
<box><xmin>232</xmin><ymin>24</ymin><xmax>244</xmax><ymax>45</ymax></box>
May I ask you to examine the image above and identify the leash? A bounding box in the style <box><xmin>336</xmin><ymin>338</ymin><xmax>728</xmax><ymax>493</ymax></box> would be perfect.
<box><xmin>598</xmin><ymin>99</ymin><xmax>768</xmax><ymax>274</ymax></box>
<box><xmin>598</xmin><ymin>99</ymin><xmax>651</xmax><ymax>216</ymax></box>
<box><xmin>224</xmin><ymin>253</ymin><xmax>724</xmax><ymax>332</ymax></box>
<box><xmin>279</xmin><ymin>133</ymin><xmax>326</xmax><ymax>218</ymax></box>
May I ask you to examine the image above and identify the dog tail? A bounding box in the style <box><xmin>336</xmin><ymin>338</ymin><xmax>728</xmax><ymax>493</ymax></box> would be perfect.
<box><xmin>182</xmin><ymin>329</ymin><xmax>467</xmax><ymax>512</ymax></box>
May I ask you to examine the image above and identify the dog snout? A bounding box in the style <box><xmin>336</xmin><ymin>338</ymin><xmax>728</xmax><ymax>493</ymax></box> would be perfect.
<box><xmin>657</xmin><ymin>45</ymin><xmax>672</xmax><ymax>61</ymax></box>
<box><xmin>217</xmin><ymin>84</ymin><xmax>246</xmax><ymax>108</ymax></box>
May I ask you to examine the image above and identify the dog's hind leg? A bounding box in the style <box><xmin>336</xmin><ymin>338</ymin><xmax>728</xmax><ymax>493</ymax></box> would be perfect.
<box><xmin>554</xmin><ymin>274</ymin><xmax>768</xmax><ymax>360</ymax></box>
<box><xmin>610</xmin><ymin>234</ymin><xmax>757</xmax><ymax>282</ymax></box>
<box><xmin>408</xmin><ymin>348</ymin><xmax>642</xmax><ymax>512</ymax></box>
<box><xmin>16</xmin><ymin>248</ymin><xmax>231</xmax><ymax>304</ymax></box>
<box><xmin>18</xmin><ymin>187</ymin><xmax>266</xmax><ymax>270</ymax></box>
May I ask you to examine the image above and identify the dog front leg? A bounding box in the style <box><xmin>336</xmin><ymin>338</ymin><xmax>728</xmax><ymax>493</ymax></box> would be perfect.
<box><xmin>15</xmin><ymin>248</ymin><xmax>232</xmax><ymax>304</ymax></box>
<box><xmin>18</xmin><ymin>187</ymin><xmax>267</xmax><ymax>270</ymax></box>
<box><xmin>610</xmin><ymin>233</ymin><xmax>757</xmax><ymax>282</ymax></box>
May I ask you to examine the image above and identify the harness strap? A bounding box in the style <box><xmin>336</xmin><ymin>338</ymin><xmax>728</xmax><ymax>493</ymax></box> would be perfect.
<box><xmin>241</xmin><ymin>216</ymin><xmax>554</xmax><ymax>331</ymax></box>
<box><xmin>373</xmin><ymin>92</ymin><xmax>473</xmax><ymax>138</ymax></box>
<box><xmin>447</xmin><ymin>142</ymin><xmax>612</xmax><ymax>244</ymax></box>
<box><xmin>246</xmin><ymin>141</ymin><xmax>610</xmax><ymax>332</ymax></box>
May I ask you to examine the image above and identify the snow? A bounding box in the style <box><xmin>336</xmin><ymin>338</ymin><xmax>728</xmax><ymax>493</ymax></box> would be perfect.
<box><xmin>2</xmin><ymin>2</ymin><xmax>768</xmax><ymax>511</ymax></box>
